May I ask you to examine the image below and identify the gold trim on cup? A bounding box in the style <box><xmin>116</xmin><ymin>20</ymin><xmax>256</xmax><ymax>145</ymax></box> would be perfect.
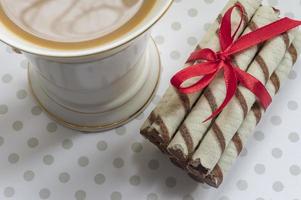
<box><xmin>27</xmin><ymin>38</ymin><xmax>161</xmax><ymax>132</ymax></box>
<box><xmin>0</xmin><ymin>0</ymin><xmax>173</xmax><ymax>58</ymax></box>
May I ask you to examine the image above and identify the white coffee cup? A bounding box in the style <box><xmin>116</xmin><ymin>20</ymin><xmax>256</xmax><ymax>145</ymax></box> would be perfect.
<box><xmin>0</xmin><ymin>0</ymin><xmax>173</xmax><ymax>132</ymax></box>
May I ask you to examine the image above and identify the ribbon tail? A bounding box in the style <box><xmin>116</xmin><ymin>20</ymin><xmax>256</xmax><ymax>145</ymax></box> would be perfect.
<box><xmin>226</xmin><ymin>17</ymin><xmax>301</xmax><ymax>56</ymax></box>
<box><xmin>234</xmin><ymin>68</ymin><xmax>272</xmax><ymax>109</ymax></box>
<box><xmin>203</xmin><ymin>63</ymin><xmax>238</xmax><ymax>122</ymax></box>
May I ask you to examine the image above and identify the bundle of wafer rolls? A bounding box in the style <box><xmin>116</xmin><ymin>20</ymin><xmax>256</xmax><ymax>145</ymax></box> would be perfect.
<box><xmin>140</xmin><ymin>0</ymin><xmax>301</xmax><ymax>187</ymax></box>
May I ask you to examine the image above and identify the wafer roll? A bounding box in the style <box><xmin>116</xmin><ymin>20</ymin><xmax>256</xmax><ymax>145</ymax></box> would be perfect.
<box><xmin>140</xmin><ymin>0</ymin><xmax>262</xmax><ymax>152</ymax></box>
<box><xmin>204</xmin><ymin>33</ymin><xmax>301</xmax><ymax>187</ymax></box>
<box><xmin>189</xmin><ymin>26</ymin><xmax>298</xmax><ymax>176</ymax></box>
<box><xmin>167</xmin><ymin>6</ymin><xmax>279</xmax><ymax>168</ymax></box>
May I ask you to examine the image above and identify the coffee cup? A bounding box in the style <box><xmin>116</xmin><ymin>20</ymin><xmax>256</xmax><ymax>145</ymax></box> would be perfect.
<box><xmin>0</xmin><ymin>0</ymin><xmax>173</xmax><ymax>132</ymax></box>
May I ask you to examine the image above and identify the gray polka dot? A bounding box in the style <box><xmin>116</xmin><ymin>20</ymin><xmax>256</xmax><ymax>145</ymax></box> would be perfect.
<box><xmin>94</xmin><ymin>173</ymin><xmax>106</xmax><ymax>185</ymax></box>
<box><xmin>152</xmin><ymin>95</ymin><xmax>161</xmax><ymax>105</ymax></box>
<box><xmin>8</xmin><ymin>153</ymin><xmax>19</xmax><ymax>164</ymax></box>
<box><xmin>236</xmin><ymin>179</ymin><xmax>248</xmax><ymax>191</ymax></box>
<box><xmin>24</xmin><ymin>170</ymin><xmax>35</xmax><ymax>181</ymax></box>
<box><xmin>254</xmin><ymin>131</ymin><xmax>265</xmax><ymax>141</ymax></box>
<box><xmin>12</xmin><ymin>121</ymin><xmax>23</xmax><ymax>131</ymax></box>
<box><xmin>147</xmin><ymin>193</ymin><xmax>158</xmax><ymax>200</ymax></box>
<box><xmin>16</xmin><ymin>89</ymin><xmax>27</xmax><ymax>99</ymax></box>
<box><xmin>115</xmin><ymin>126</ymin><xmax>126</xmax><ymax>135</ymax></box>
<box><xmin>188</xmin><ymin>8</ymin><xmax>198</xmax><ymax>17</ymax></box>
<box><xmin>288</xmin><ymin>101</ymin><xmax>298</xmax><ymax>111</ymax></box>
<box><xmin>62</xmin><ymin>139</ymin><xmax>73</xmax><ymax>149</ymax></box>
<box><xmin>0</xmin><ymin>104</ymin><xmax>8</xmax><ymax>114</ymax></box>
<box><xmin>240</xmin><ymin>148</ymin><xmax>248</xmax><ymax>157</ymax></box>
<box><xmin>154</xmin><ymin>35</ymin><xmax>165</xmax><ymax>45</ymax></box>
<box><xmin>170</xmin><ymin>50</ymin><xmax>181</xmax><ymax>60</ymax></box>
<box><xmin>113</xmin><ymin>157</ymin><xmax>124</xmax><ymax>168</ymax></box>
<box><xmin>59</xmin><ymin>172</ymin><xmax>70</xmax><ymax>183</ymax></box>
<box><xmin>148</xmin><ymin>159</ymin><xmax>159</xmax><ymax>170</ymax></box>
<box><xmin>165</xmin><ymin>177</ymin><xmax>177</xmax><ymax>188</ymax></box>
<box><xmin>288</xmin><ymin>70</ymin><xmax>297</xmax><ymax>80</ymax></box>
<box><xmin>47</xmin><ymin>122</ymin><xmax>58</xmax><ymax>133</ymax></box>
<box><xmin>2</xmin><ymin>74</ymin><xmax>12</xmax><ymax>83</ymax></box>
<box><xmin>254</xmin><ymin>164</ymin><xmax>266</xmax><ymax>174</ymax></box>
<box><xmin>268</xmin><ymin>0</ymin><xmax>279</xmax><ymax>6</ymax></box>
<box><xmin>78</xmin><ymin>156</ymin><xmax>89</xmax><ymax>167</ymax></box>
<box><xmin>289</xmin><ymin>165</ymin><xmax>301</xmax><ymax>176</ymax></box>
<box><xmin>31</xmin><ymin>106</ymin><xmax>42</xmax><ymax>115</ymax></box>
<box><xmin>256</xmin><ymin>198</ymin><xmax>265</xmax><ymax>200</ymax></box>
<box><xmin>272</xmin><ymin>148</ymin><xmax>283</xmax><ymax>159</ymax></box>
<box><xmin>219</xmin><ymin>196</ymin><xmax>230</xmax><ymax>200</ymax></box>
<box><xmin>183</xmin><ymin>194</ymin><xmax>194</xmax><ymax>200</ymax></box>
<box><xmin>43</xmin><ymin>155</ymin><xmax>54</xmax><ymax>165</ymax></box>
<box><xmin>171</xmin><ymin>22</ymin><xmax>181</xmax><ymax>31</ymax></box>
<box><xmin>27</xmin><ymin>137</ymin><xmax>39</xmax><ymax>148</ymax></box>
<box><xmin>129</xmin><ymin>175</ymin><xmax>141</xmax><ymax>186</ymax></box>
<box><xmin>75</xmin><ymin>190</ymin><xmax>86</xmax><ymax>200</ymax></box>
<box><xmin>272</xmin><ymin>181</ymin><xmax>284</xmax><ymax>192</ymax></box>
<box><xmin>288</xmin><ymin>132</ymin><xmax>299</xmax><ymax>143</ymax></box>
<box><xmin>131</xmin><ymin>142</ymin><xmax>143</xmax><ymax>153</ymax></box>
<box><xmin>187</xmin><ymin>36</ymin><xmax>198</xmax><ymax>46</ymax></box>
<box><xmin>111</xmin><ymin>191</ymin><xmax>122</xmax><ymax>200</ymax></box>
<box><xmin>4</xmin><ymin>187</ymin><xmax>14</xmax><ymax>197</ymax></box>
<box><xmin>39</xmin><ymin>188</ymin><xmax>50</xmax><ymax>199</ymax></box>
<box><xmin>97</xmin><ymin>140</ymin><xmax>108</xmax><ymax>151</ymax></box>
<box><xmin>271</xmin><ymin>116</ymin><xmax>282</xmax><ymax>126</ymax></box>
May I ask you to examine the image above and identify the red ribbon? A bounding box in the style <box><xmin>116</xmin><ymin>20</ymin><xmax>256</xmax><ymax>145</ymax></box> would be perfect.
<box><xmin>171</xmin><ymin>3</ymin><xmax>301</xmax><ymax>121</ymax></box>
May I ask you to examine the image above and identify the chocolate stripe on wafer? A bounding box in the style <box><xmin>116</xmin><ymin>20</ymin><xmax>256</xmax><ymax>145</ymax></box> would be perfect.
<box><xmin>282</xmin><ymin>33</ymin><xmax>290</xmax><ymax>50</ymax></box>
<box><xmin>212</xmin><ymin>123</ymin><xmax>226</xmax><ymax>151</ymax></box>
<box><xmin>179</xmin><ymin>125</ymin><xmax>194</xmax><ymax>155</ymax></box>
<box><xmin>204</xmin><ymin>89</ymin><xmax>218</xmax><ymax>112</ymax></box>
<box><xmin>235</xmin><ymin>89</ymin><xmax>248</xmax><ymax>118</ymax></box>
<box><xmin>288</xmin><ymin>44</ymin><xmax>298</xmax><ymax>64</ymax></box>
<box><xmin>175</xmin><ymin>89</ymin><xmax>191</xmax><ymax>114</ymax></box>
<box><xmin>231</xmin><ymin>134</ymin><xmax>243</xmax><ymax>154</ymax></box>
<box><xmin>252</xmin><ymin>102</ymin><xmax>262</xmax><ymax>124</ymax></box>
<box><xmin>269</xmin><ymin>73</ymin><xmax>280</xmax><ymax>93</ymax></box>
<box><xmin>255</xmin><ymin>55</ymin><xmax>269</xmax><ymax>82</ymax></box>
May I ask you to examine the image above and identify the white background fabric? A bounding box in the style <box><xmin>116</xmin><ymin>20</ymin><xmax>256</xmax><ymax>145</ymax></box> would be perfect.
<box><xmin>0</xmin><ymin>0</ymin><xmax>300</xmax><ymax>199</ymax></box>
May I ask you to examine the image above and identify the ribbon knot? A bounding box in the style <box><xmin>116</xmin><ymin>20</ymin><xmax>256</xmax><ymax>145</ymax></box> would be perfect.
<box><xmin>170</xmin><ymin>3</ymin><xmax>301</xmax><ymax>122</ymax></box>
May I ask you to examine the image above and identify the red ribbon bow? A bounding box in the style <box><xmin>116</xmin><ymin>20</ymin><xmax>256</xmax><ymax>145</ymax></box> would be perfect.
<box><xmin>171</xmin><ymin>3</ymin><xmax>301</xmax><ymax>121</ymax></box>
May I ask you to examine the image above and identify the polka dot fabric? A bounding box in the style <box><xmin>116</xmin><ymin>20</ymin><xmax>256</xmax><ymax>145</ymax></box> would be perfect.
<box><xmin>0</xmin><ymin>0</ymin><xmax>301</xmax><ymax>200</ymax></box>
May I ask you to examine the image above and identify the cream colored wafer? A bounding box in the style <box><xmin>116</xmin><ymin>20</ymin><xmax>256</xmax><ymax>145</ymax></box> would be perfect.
<box><xmin>189</xmin><ymin>26</ymin><xmax>298</xmax><ymax>176</ymax></box>
<box><xmin>140</xmin><ymin>0</ymin><xmax>262</xmax><ymax>151</ymax></box>
<box><xmin>167</xmin><ymin>6</ymin><xmax>278</xmax><ymax>167</ymax></box>
<box><xmin>205</xmin><ymin>32</ymin><xmax>301</xmax><ymax>187</ymax></box>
